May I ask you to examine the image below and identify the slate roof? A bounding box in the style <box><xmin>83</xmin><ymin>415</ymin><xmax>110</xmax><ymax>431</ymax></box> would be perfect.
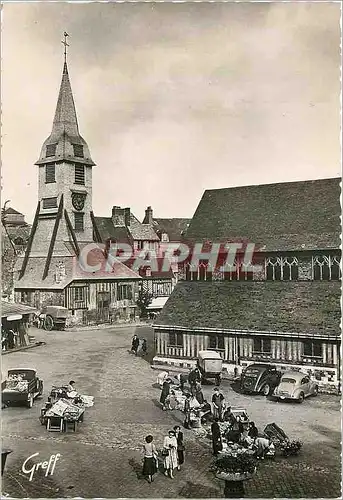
<box><xmin>3</xmin><ymin>208</ymin><xmax>23</xmax><ymax>216</ymax></box>
<box><xmin>5</xmin><ymin>225</ymin><xmax>31</xmax><ymax>243</ymax></box>
<box><xmin>155</xmin><ymin>281</ymin><xmax>341</xmax><ymax>338</ymax></box>
<box><xmin>129</xmin><ymin>215</ymin><xmax>160</xmax><ymax>241</ymax></box>
<box><xmin>153</xmin><ymin>218</ymin><xmax>191</xmax><ymax>241</ymax></box>
<box><xmin>94</xmin><ymin>214</ymin><xmax>159</xmax><ymax>242</ymax></box>
<box><xmin>184</xmin><ymin>178</ymin><xmax>341</xmax><ymax>252</ymax></box>
<box><xmin>14</xmin><ymin>250</ymin><xmax>141</xmax><ymax>290</ymax></box>
<box><xmin>1</xmin><ymin>301</ymin><xmax>37</xmax><ymax>318</ymax></box>
<box><xmin>94</xmin><ymin>217</ymin><xmax>131</xmax><ymax>244</ymax></box>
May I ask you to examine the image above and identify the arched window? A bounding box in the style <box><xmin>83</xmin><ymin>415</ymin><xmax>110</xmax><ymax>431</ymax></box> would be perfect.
<box><xmin>266</xmin><ymin>256</ymin><xmax>298</xmax><ymax>280</ymax></box>
<box><xmin>240</xmin><ymin>261</ymin><xmax>254</xmax><ymax>281</ymax></box>
<box><xmin>266</xmin><ymin>257</ymin><xmax>282</xmax><ymax>280</ymax></box>
<box><xmin>312</xmin><ymin>255</ymin><xmax>341</xmax><ymax>281</ymax></box>
<box><xmin>222</xmin><ymin>260</ymin><xmax>239</xmax><ymax>280</ymax></box>
<box><xmin>198</xmin><ymin>262</ymin><xmax>207</xmax><ymax>281</ymax></box>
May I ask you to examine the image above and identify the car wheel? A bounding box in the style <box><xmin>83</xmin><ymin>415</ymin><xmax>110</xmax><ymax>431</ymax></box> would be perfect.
<box><xmin>298</xmin><ymin>392</ymin><xmax>304</xmax><ymax>403</ymax></box>
<box><xmin>313</xmin><ymin>386</ymin><xmax>318</xmax><ymax>396</ymax></box>
<box><xmin>44</xmin><ymin>315</ymin><xmax>54</xmax><ymax>331</ymax></box>
<box><xmin>262</xmin><ymin>384</ymin><xmax>270</xmax><ymax>396</ymax></box>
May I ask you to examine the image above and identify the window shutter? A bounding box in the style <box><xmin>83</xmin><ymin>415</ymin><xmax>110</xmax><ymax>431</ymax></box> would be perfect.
<box><xmin>45</xmin><ymin>164</ymin><xmax>56</xmax><ymax>183</ymax></box>
<box><xmin>74</xmin><ymin>213</ymin><xmax>84</xmax><ymax>231</ymax></box>
<box><xmin>43</xmin><ymin>197</ymin><xmax>58</xmax><ymax>209</ymax></box>
<box><xmin>75</xmin><ymin>165</ymin><xmax>85</xmax><ymax>185</ymax></box>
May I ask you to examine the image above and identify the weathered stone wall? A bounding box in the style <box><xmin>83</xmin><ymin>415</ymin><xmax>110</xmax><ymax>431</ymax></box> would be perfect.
<box><xmin>298</xmin><ymin>256</ymin><xmax>312</xmax><ymax>280</ymax></box>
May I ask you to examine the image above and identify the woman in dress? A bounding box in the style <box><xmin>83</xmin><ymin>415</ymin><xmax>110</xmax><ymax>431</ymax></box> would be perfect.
<box><xmin>163</xmin><ymin>430</ymin><xmax>178</xmax><ymax>478</ymax></box>
<box><xmin>173</xmin><ymin>425</ymin><xmax>185</xmax><ymax>470</ymax></box>
<box><xmin>142</xmin><ymin>435</ymin><xmax>158</xmax><ymax>483</ymax></box>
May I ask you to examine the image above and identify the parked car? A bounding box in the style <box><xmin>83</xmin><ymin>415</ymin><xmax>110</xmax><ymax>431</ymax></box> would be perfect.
<box><xmin>197</xmin><ymin>350</ymin><xmax>223</xmax><ymax>385</ymax></box>
<box><xmin>2</xmin><ymin>369</ymin><xmax>43</xmax><ymax>408</ymax></box>
<box><xmin>273</xmin><ymin>370</ymin><xmax>318</xmax><ymax>403</ymax></box>
<box><xmin>240</xmin><ymin>363</ymin><xmax>282</xmax><ymax>396</ymax></box>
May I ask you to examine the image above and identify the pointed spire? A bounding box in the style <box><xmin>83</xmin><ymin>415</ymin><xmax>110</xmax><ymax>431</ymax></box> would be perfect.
<box><xmin>35</xmin><ymin>35</ymin><xmax>95</xmax><ymax>167</ymax></box>
<box><xmin>52</xmin><ymin>61</ymin><xmax>79</xmax><ymax>138</ymax></box>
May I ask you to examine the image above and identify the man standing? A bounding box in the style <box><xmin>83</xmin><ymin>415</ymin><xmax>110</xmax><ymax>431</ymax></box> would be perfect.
<box><xmin>131</xmin><ymin>334</ymin><xmax>140</xmax><ymax>356</ymax></box>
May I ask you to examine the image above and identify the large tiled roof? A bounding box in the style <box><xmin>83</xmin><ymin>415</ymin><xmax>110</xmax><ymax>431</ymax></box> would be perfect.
<box><xmin>184</xmin><ymin>178</ymin><xmax>341</xmax><ymax>252</ymax></box>
<box><xmin>155</xmin><ymin>281</ymin><xmax>341</xmax><ymax>338</ymax></box>
<box><xmin>154</xmin><ymin>218</ymin><xmax>191</xmax><ymax>241</ymax></box>
<box><xmin>1</xmin><ymin>301</ymin><xmax>37</xmax><ymax>318</ymax></box>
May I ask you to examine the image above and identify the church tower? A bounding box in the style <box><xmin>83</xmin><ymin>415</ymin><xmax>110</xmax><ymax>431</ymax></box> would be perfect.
<box><xmin>35</xmin><ymin>44</ymin><xmax>95</xmax><ymax>248</ymax></box>
<box><xmin>16</xmin><ymin>34</ymin><xmax>96</xmax><ymax>285</ymax></box>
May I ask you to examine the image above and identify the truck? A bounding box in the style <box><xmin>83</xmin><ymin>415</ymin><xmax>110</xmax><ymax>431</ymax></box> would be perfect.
<box><xmin>2</xmin><ymin>369</ymin><xmax>43</xmax><ymax>408</ymax></box>
<box><xmin>197</xmin><ymin>350</ymin><xmax>223</xmax><ymax>385</ymax></box>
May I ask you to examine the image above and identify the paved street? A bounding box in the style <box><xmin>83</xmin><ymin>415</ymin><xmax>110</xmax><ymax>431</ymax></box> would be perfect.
<box><xmin>2</xmin><ymin>325</ymin><xmax>341</xmax><ymax>498</ymax></box>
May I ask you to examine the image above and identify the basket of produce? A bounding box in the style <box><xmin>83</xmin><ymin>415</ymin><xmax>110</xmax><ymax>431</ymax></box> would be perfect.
<box><xmin>211</xmin><ymin>449</ymin><xmax>257</xmax><ymax>482</ymax></box>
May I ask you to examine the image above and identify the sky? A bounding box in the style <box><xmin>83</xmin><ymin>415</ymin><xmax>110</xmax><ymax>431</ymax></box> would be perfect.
<box><xmin>1</xmin><ymin>2</ymin><xmax>341</xmax><ymax>224</ymax></box>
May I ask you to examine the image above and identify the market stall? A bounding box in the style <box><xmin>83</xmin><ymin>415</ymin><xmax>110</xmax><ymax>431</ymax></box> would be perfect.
<box><xmin>40</xmin><ymin>387</ymin><xmax>94</xmax><ymax>432</ymax></box>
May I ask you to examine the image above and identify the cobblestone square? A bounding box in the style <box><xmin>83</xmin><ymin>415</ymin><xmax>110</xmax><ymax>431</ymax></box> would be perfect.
<box><xmin>2</xmin><ymin>326</ymin><xmax>341</xmax><ymax>498</ymax></box>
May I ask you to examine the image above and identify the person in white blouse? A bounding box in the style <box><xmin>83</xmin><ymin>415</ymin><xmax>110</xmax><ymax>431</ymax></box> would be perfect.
<box><xmin>163</xmin><ymin>430</ymin><xmax>178</xmax><ymax>478</ymax></box>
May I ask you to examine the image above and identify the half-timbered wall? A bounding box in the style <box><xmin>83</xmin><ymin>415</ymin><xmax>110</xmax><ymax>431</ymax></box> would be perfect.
<box><xmin>154</xmin><ymin>329</ymin><xmax>339</xmax><ymax>369</ymax></box>
<box><xmin>142</xmin><ymin>279</ymin><xmax>173</xmax><ymax>297</ymax></box>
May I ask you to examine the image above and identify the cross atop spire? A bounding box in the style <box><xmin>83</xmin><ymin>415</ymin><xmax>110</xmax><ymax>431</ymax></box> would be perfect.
<box><xmin>61</xmin><ymin>32</ymin><xmax>69</xmax><ymax>63</ymax></box>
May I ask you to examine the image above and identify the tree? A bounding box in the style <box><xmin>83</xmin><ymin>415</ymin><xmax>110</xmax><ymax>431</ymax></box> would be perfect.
<box><xmin>136</xmin><ymin>289</ymin><xmax>153</xmax><ymax>318</ymax></box>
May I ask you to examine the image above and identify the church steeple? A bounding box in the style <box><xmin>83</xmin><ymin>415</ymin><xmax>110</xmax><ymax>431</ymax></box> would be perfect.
<box><xmin>35</xmin><ymin>44</ymin><xmax>95</xmax><ymax>167</ymax></box>
<box><xmin>51</xmin><ymin>62</ymin><xmax>80</xmax><ymax>139</ymax></box>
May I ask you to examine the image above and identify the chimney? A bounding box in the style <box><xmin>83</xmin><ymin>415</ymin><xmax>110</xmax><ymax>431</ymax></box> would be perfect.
<box><xmin>143</xmin><ymin>206</ymin><xmax>153</xmax><ymax>224</ymax></box>
<box><xmin>112</xmin><ymin>206</ymin><xmax>125</xmax><ymax>226</ymax></box>
<box><xmin>124</xmin><ymin>207</ymin><xmax>131</xmax><ymax>227</ymax></box>
<box><xmin>112</xmin><ymin>206</ymin><xmax>123</xmax><ymax>217</ymax></box>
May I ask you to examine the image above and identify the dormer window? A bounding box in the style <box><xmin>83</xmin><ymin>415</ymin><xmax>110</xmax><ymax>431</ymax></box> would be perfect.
<box><xmin>45</xmin><ymin>164</ymin><xmax>56</xmax><ymax>184</ymax></box>
<box><xmin>73</xmin><ymin>144</ymin><xmax>84</xmax><ymax>158</ymax></box>
<box><xmin>75</xmin><ymin>165</ymin><xmax>85</xmax><ymax>185</ymax></box>
<box><xmin>46</xmin><ymin>144</ymin><xmax>57</xmax><ymax>157</ymax></box>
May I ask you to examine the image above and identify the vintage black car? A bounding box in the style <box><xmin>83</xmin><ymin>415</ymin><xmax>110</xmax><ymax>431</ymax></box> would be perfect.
<box><xmin>240</xmin><ymin>363</ymin><xmax>281</xmax><ymax>396</ymax></box>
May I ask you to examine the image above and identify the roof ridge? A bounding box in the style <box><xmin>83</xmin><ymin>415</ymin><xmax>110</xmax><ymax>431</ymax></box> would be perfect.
<box><xmin>203</xmin><ymin>177</ymin><xmax>341</xmax><ymax>194</ymax></box>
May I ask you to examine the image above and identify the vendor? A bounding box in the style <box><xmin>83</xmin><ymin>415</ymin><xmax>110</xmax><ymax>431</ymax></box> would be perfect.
<box><xmin>67</xmin><ymin>380</ymin><xmax>76</xmax><ymax>392</ymax></box>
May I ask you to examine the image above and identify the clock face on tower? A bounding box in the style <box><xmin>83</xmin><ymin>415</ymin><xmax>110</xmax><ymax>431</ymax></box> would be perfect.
<box><xmin>72</xmin><ymin>193</ymin><xmax>86</xmax><ymax>211</ymax></box>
